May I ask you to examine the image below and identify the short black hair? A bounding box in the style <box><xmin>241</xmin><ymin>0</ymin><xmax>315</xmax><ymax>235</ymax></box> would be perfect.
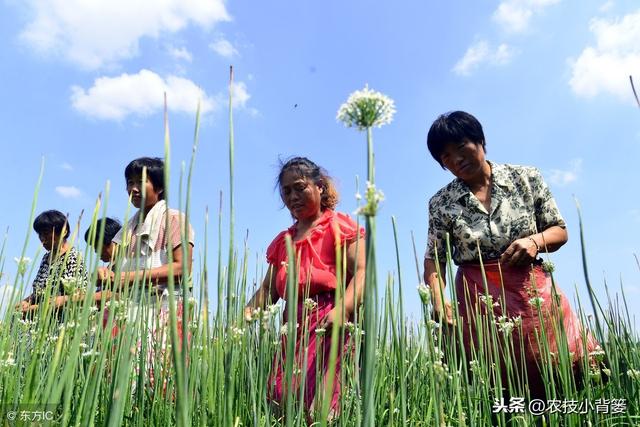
<box><xmin>427</xmin><ymin>111</ymin><xmax>486</xmax><ymax>168</ymax></box>
<box><xmin>84</xmin><ymin>217</ymin><xmax>121</xmax><ymax>246</ymax></box>
<box><xmin>124</xmin><ymin>157</ymin><xmax>165</xmax><ymax>200</ymax></box>
<box><xmin>33</xmin><ymin>210</ymin><xmax>70</xmax><ymax>239</ymax></box>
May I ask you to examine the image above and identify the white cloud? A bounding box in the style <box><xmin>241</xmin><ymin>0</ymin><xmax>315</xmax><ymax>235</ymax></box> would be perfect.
<box><xmin>167</xmin><ymin>45</ymin><xmax>193</xmax><ymax>62</ymax></box>
<box><xmin>493</xmin><ymin>0</ymin><xmax>560</xmax><ymax>33</ymax></box>
<box><xmin>71</xmin><ymin>69</ymin><xmax>217</xmax><ymax>120</ymax></box>
<box><xmin>210</xmin><ymin>38</ymin><xmax>239</xmax><ymax>58</ymax></box>
<box><xmin>569</xmin><ymin>10</ymin><xmax>640</xmax><ymax>102</ymax></box>
<box><xmin>19</xmin><ymin>0</ymin><xmax>230</xmax><ymax>69</ymax></box>
<box><xmin>55</xmin><ymin>185</ymin><xmax>82</xmax><ymax>198</ymax></box>
<box><xmin>231</xmin><ymin>81</ymin><xmax>250</xmax><ymax>109</ymax></box>
<box><xmin>599</xmin><ymin>1</ymin><xmax>614</xmax><ymax>13</ymax></box>
<box><xmin>547</xmin><ymin>158</ymin><xmax>582</xmax><ymax>186</ymax></box>
<box><xmin>453</xmin><ymin>41</ymin><xmax>515</xmax><ymax>76</ymax></box>
<box><xmin>60</xmin><ymin>162</ymin><xmax>73</xmax><ymax>171</ymax></box>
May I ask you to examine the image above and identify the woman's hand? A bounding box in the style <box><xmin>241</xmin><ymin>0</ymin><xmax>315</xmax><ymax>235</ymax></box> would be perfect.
<box><xmin>243</xmin><ymin>306</ymin><xmax>254</xmax><ymax>322</ymax></box>
<box><xmin>319</xmin><ymin>307</ymin><xmax>347</xmax><ymax>331</ymax></box>
<box><xmin>500</xmin><ymin>237</ymin><xmax>538</xmax><ymax>266</ymax></box>
<box><xmin>16</xmin><ymin>300</ymin><xmax>31</xmax><ymax>312</ymax></box>
<box><xmin>432</xmin><ymin>300</ymin><xmax>456</xmax><ymax>326</ymax></box>
<box><xmin>54</xmin><ymin>295</ymin><xmax>69</xmax><ymax>308</ymax></box>
<box><xmin>97</xmin><ymin>267</ymin><xmax>115</xmax><ymax>282</ymax></box>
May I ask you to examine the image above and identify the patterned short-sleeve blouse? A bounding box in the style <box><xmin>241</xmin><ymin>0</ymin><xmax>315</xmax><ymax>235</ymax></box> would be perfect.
<box><xmin>425</xmin><ymin>161</ymin><xmax>566</xmax><ymax>265</ymax></box>
<box><xmin>266</xmin><ymin>209</ymin><xmax>365</xmax><ymax>300</ymax></box>
<box><xmin>29</xmin><ymin>247</ymin><xmax>89</xmax><ymax>304</ymax></box>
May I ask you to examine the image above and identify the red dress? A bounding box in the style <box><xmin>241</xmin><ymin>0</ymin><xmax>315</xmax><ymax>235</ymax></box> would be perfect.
<box><xmin>266</xmin><ymin>209</ymin><xmax>364</xmax><ymax>413</ymax></box>
<box><xmin>456</xmin><ymin>261</ymin><xmax>599</xmax><ymax>398</ymax></box>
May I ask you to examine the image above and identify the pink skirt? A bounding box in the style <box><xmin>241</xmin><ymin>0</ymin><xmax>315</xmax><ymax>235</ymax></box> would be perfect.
<box><xmin>268</xmin><ymin>292</ymin><xmax>351</xmax><ymax>414</ymax></box>
<box><xmin>455</xmin><ymin>262</ymin><xmax>599</xmax><ymax>397</ymax></box>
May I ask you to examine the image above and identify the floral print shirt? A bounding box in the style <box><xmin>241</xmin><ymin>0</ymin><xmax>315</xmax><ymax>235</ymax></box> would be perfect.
<box><xmin>28</xmin><ymin>247</ymin><xmax>89</xmax><ymax>304</ymax></box>
<box><xmin>425</xmin><ymin>162</ymin><xmax>566</xmax><ymax>265</ymax></box>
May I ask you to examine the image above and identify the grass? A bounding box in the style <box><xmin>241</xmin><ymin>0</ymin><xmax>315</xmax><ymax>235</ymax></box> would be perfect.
<box><xmin>0</xmin><ymin>83</ymin><xmax>639</xmax><ymax>426</ymax></box>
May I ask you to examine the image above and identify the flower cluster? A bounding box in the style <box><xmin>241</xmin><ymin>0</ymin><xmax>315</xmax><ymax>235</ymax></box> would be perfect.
<box><xmin>344</xmin><ymin>321</ymin><xmax>364</xmax><ymax>336</ymax></box>
<box><xmin>61</xmin><ymin>277</ymin><xmax>87</xmax><ymax>296</ymax></box>
<box><xmin>303</xmin><ymin>298</ymin><xmax>318</xmax><ymax>311</ymax></box>
<box><xmin>0</xmin><ymin>352</ymin><xmax>16</xmax><ymax>369</ymax></box>
<box><xmin>230</xmin><ymin>326</ymin><xmax>245</xmax><ymax>342</ymax></box>
<box><xmin>336</xmin><ymin>85</ymin><xmax>396</xmax><ymax>131</ymax></box>
<box><xmin>627</xmin><ymin>368</ymin><xmax>640</xmax><ymax>380</ymax></box>
<box><xmin>354</xmin><ymin>181</ymin><xmax>385</xmax><ymax>217</ymax></box>
<box><xmin>541</xmin><ymin>260</ymin><xmax>555</xmax><ymax>273</ymax></box>
<box><xmin>495</xmin><ymin>315</ymin><xmax>521</xmax><ymax>335</ymax></box>
<box><xmin>528</xmin><ymin>296</ymin><xmax>545</xmax><ymax>309</ymax></box>
<box><xmin>280</xmin><ymin>322</ymin><xmax>299</xmax><ymax>337</ymax></box>
<box><xmin>589</xmin><ymin>346</ymin><xmax>606</xmax><ymax>363</ymax></box>
<box><xmin>417</xmin><ymin>282</ymin><xmax>431</xmax><ymax>305</ymax></box>
<box><xmin>14</xmin><ymin>256</ymin><xmax>31</xmax><ymax>276</ymax></box>
<box><xmin>479</xmin><ymin>294</ymin><xmax>500</xmax><ymax>308</ymax></box>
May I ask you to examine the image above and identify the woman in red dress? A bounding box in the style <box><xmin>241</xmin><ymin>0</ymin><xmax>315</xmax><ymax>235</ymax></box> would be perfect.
<box><xmin>245</xmin><ymin>157</ymin><xmax>365</xmax><ymax>417</ymax></box>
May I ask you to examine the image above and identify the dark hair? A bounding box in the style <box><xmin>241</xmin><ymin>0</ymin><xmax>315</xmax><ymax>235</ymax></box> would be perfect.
<box><xmin>277</xmin><ymin>156</ymin><xmax>339</xmax><ymax>210</ymax></box>
<box><xmin>33</xmin><ymin>210</ymin><xmax>70</xmax><ymax>239</ymax></box>
<box><xmin>124</xmin><ymin>157</ymin><xmax>165</xmax><ymax>199</ymax></box>
<box><xmin>84</xmin><ymin>217</ymin><xmax>121</xmax><ymax>246</ymax></box>
<box><xmin>426</xmin><ymin>111</ymin><xmax>486</xmax><ymax>168</ymax></box>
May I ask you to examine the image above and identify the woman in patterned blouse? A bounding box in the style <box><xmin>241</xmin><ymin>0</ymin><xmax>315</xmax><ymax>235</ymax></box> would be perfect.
<box><xmin>423</xmin><ymin>111</ymin><xmax>598</xmax><ymax>398</ymax></box>
<box><xmin>18</xmin><ymin>210</ymin><xmax>88</xmax><ymax>313</ymax></box>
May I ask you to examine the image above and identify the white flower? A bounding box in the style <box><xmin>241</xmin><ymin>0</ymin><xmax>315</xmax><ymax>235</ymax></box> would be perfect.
<box><xmin>354</xmin><ymin>181</ymin><xmax>385</xmax><ymax>217</ymax></box>
<box><xmin>230</xmin><ymin>326</ymin><xmax>245</xmax><ymax>341</ymax></box>
<box><xmin>18</xmin><ymin>318</ymin><xmax>37</xmax><ymax>328</ymax></box>
<box><xmin>541</xmin><ymin>261</ymin><xmax>555</xmax><ymax>273</ymax></box>
<box><xmin>14</xmin><ymin>257</ymin><xmax>31</xmax><ymax>276</ymax></box>
<box><xmin>431</xmin><ymin>346</ymin><xmax>445</xmax><ymax>360</ymax></box>
<box><xmin>0</xmin><ymin>352</ymin><xmax>16</xmax><ymax>368</ymax></box>
<box><xmin>344</xmin><ymin>321</ymin><xmax>364</xmax><ymax>336</ymax></box>
<box><xmin>59</xmin><ymin>321</ymin><xmax>77</xmax><ymax>331</ymax></box>
<box><xmin>626</xmin><ymin>369</ymin><xmax>640</xmax><ymax>380</ymax></box>
<box><xmin>589</xmin><ymin>346</ymin><xmax>606</xmax><ymax>362</ymax></box>
<box><xmin>479</xmin><ymin>294</ymin><xmax>499</xmax><ymax>307</ymax></box>
<box><xmin>355</xmin><ymin>192</ymin><xmax>362</xmax><ymax>200</ymax></box>
<box><xmin>303</xmin><ymin>298</ymin><xmax>318</xmax><ymax>310</ymax></box>
<box><xmin>61</xmin><ymin>277</ymin><xmax>86</xmax><ymax>295</ymax></box>
<box><xmin>82</xmin><ymin>350</ymin><xmax>100</xmax><ymax>358</ymax></box>
<box><xmin>315</xmin><ymin>328</ymin><xmax>326</xmax><ymax>337</ymax></box>
<box><xmin>337</xmin><ymin>84</ymin><xmax>396</xmax><ymax>131</ymax></box>
<box><xmin>417</xmin><ymin>283</ymin><xmax>431</xmax><ymax>305</ymax></box>
<box><xmin>528</xmin><ymin>296</ymin><xmax>545</xmax><ymax>308</ymax></box>
<box><xmin>431</xmin><ymin>360</ymin><xmax>451</xmax><ymax>381</ymax></box>
<box><xmin>496</xmin><ymin>319</ymin><xmax>515</xmax><ymax>335</ymax></box>
<box><xmin>280</xmin><ymin>322</ymin><xmax>299</xmax><ymax>337</ymax></box>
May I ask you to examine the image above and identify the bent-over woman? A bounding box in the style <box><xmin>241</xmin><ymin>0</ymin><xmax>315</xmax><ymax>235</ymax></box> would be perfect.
<box><xmin>423</xmin><ymin>111</ymin><xmax>598</xmax><ymax>398</ymax></box>
<box><xmin>245</xmin><ymin>157</ymin><xmax>365</xmax><ymax>417</ymax></box>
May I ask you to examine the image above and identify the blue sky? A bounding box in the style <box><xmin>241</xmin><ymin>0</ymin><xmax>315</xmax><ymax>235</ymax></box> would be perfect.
<box><xmin>1</xmin><ymin>0</ymin><xmax>639</xmax><ymax>325</ymax></box>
